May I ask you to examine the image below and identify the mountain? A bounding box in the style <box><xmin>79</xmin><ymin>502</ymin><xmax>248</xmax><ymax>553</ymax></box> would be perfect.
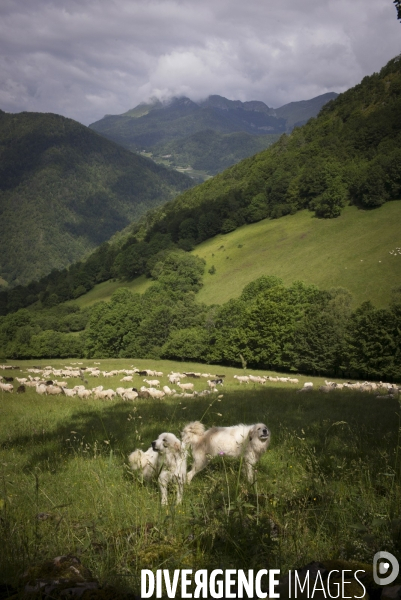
<box><xmin>89</xmin><ymin>93</ymin><xmax>338</xmax><ymax>178</ymax></box>
<box><xmin>2</xmin><ymin>55</ymin><xmax>400</xmax><ymax>315</ymax></box>
<box><xmin>0</xmin><ymin>110</ymin><xmax>193</xmax><ymax>288</ymax></box>
<box><xmin>152</xmin><ymin>129</ymin><xmax>282</xmax><ymax>176</ymax></box>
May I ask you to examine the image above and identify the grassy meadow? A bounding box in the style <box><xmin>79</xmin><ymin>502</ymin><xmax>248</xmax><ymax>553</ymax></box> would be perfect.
<box><xmin>69</xmin><ymin>201</ymin><xmax>401</xmax><ymax>310</ymax></box>
<box><xmin>1</xmin><ymin>359</ymin><xmax>401</xmax><ymax>597</ymax></box>
<box><xmin>195</xmin><ymin>202</ymin><xmax>401</xmax><ymax>308</ymax></box>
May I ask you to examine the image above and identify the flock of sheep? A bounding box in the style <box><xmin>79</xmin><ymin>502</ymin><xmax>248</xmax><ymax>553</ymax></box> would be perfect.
<box><xmin>0</xmin><ymin>363</ymin><xmax>399</xmax><ymax>400</ymax></box>
<box><xmin>0</xmin><ymin>364</ymin><xmax>226</xmax><ymax>399</ymax></box>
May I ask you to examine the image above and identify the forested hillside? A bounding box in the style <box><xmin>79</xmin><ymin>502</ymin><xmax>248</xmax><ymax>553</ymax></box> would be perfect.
<box><xmin>136</xmin><ymin>54</ymin><xmax>401</xmax><ymax>248</ymax></box>
<box><xmin>89</xmin><ymin>93</ymin><xmax>337</xmax><ymax>177</ymax></box>
<box><xmin>1</xmin><ymin>55</ymin><xmax>400</xmax><ymax>316</ymax></box>
<box><xmin>0</xmin><ymin>110</ymin><xmax>193</xmax><ymax>288</ymax></box>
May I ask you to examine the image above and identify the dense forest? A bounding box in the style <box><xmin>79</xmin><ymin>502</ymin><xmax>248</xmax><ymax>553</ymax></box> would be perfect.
<box><xmin>0</xmin><ymin>110</ymin><xmax>193</xmax><ymax>288</ymax></box>
<box><xmin>1</xmin><ymin>252</ymin><xmax>400</xmax><ymax>381</ymax></box>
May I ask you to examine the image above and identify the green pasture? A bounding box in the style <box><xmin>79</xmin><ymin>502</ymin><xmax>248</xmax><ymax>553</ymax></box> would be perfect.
<box><xmin>69</xmin><ymin>201</ymin><xmax>401</xmax><ymax>311</ymax></box>
<box><xmin>1</xmin><ymin>359</ymin><xmax>401</xmax><ymax>596</ymax></box>
<box><xmin>70</xmin><ymin>276</ymin><xmax>152</xmax><ymax>309</ymax></box>
<box><xmin>195</xmin><ymin>201</ymin><xmax>401</xmax><ymax>308</ymax></box>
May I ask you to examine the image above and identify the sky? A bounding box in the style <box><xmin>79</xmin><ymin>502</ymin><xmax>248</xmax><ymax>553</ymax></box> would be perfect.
<box><xmin>0</xmin><ymin>0</ymin><xmax>400</xmax><ymax>126</ymax></box>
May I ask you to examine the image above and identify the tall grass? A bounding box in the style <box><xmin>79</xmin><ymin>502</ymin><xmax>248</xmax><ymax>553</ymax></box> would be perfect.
<box><xmin>1</xmin><ymin>359</ymin><xmax>400</xmax><ymax>595</ymax></box>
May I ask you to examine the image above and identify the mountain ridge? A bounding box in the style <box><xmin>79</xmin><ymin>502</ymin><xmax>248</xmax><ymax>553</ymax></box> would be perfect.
<box><xmin>89</xmin><ymin>92</ymin><xmax>338</xmax><ymax>178</ymax></box>
<box><xmin>0</xmin><ymin>110</ymin><xmax>193</xmax><ymax>288</ymax></box>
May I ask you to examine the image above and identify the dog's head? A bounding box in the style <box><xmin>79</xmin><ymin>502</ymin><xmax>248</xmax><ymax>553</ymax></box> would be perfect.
<box><xmin>152</xmin><ymin>432</ymin><xmax>182</xmax><ymax>454</ymax></box>
<box><xmin>249</xmin><ymin>423</ymin><xmax>271</xmax><ymax>445</ymax></box>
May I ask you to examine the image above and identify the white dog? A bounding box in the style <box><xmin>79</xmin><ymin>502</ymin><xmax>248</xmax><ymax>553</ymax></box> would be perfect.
<box><xmin>128</xmin><ymin>432</ymin><xmax>187</xmax><ymax>505</ymax></box>
<box><xmin>181</xmin><ymin>421</ymin><xmax>270</xmax><ymax>483</ymax></box>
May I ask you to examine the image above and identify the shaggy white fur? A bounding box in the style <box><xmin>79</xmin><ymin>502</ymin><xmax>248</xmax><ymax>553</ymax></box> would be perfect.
<box><xmin>181</xmin><ymin>421</ymin><xmax>270</xmax><ymax>483</ymax></box>
<box><xmin>128</xmin><ymin>432</ymin><xmax>187</xmax><ymax>505</ymax></box>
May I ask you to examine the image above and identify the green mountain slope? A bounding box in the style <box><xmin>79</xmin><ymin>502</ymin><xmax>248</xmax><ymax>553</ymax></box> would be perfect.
<box><xmin>89</xmin><ymin>93</ymin><xmax>337</xmax><ymax>177</ymax></box>
<box><xmin>152</xmin><ymin>129</ymin><xmax>281</xmax><ymax>176</ymax></box>
<box><xmin>69</xmin><ymin>201</ymin><xmax>401</xmax><ymax>310</ymax></box>
<box><xmin>136</xmin><ymin>54</ymin><xmax>401</xmax><ymax>246</ymax></box>
<box><xmin>1</xmin><ymin>57</ymin><xmax>399</xmax><ymax>315</ymax></box>
<box><xmin>0</xmin><ymin>110</ymin><xmax>193</xmax><ymax>288</ymax></box>
<box><xmin>273</xmin><ymin>92</ymin><xmax>340</xmax><ymax>131</ymax></box>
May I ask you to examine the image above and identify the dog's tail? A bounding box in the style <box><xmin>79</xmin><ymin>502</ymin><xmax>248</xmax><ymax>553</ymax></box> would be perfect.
<box><xmin>181</xmin><ymin>421</ymin><xmax>206</xmax><ymax>443</ymax></box>
<box><xmin>128</xmin><ymin>449</ymin><xmax>143</xmax><ymax>471</ymax></box>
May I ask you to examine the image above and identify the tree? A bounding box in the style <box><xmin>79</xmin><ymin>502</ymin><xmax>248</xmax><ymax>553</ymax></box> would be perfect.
<box><xmin>395</xmin><ymin>0</ymin><xmax>401</xmax><ymax>21</ymax></box>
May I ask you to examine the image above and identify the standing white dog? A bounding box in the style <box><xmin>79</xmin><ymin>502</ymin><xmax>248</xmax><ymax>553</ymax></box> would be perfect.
<box><xmin>181</xmin><ymin>421</ymin><xmax>270</xmax><ymax>483</ymax></box>
<box><xmin>128</xmin><ymin>432</ymin><xmax>187</xmax><ymax>505</ymax></box>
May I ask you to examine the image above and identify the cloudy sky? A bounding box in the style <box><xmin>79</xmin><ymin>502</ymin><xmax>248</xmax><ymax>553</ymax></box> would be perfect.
<box><xmin>0</xmin><ymin>0</ymin><xmax>400</xmax><ymax>125</ymax></box>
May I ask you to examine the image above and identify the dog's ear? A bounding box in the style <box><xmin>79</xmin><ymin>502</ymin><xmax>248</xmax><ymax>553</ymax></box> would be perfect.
<box><xmin>174</xmin><ymin>441</ymin><xmax>181</xmax><ymax>452</ymax></box>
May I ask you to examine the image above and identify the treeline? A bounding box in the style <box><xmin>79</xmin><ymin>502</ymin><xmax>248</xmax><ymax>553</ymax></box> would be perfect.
<box><xmin>1</xmin><ymin>254</ymin><xmax>400</xmax><ymax>380</ymax></box>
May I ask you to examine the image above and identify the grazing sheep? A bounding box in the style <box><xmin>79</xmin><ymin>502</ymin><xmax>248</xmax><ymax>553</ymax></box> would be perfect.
<box><xmin>163</xmin><ymin>385</ymin><xmax>174</xmax><ymax>396</ymax></box>
<box><xmin>248</xmin><ymin>375</ymin><xmax>266</xmax><ymax>384</ymax></box>
<box><xmin>77</xmin><ymin>388</ymin><xmax>92</xmax><ymax>399</ymax></box>
<box><xmin>121</xmin><ymin>376</ymin><xmax>133</xmax><ymax>382</ymax></box>
<box><xmin>62</xmin><ymin>388</ymin><xmax>77</xmax><ymax>397</ymax></box>
<box><xmin>0</xmin><ymin>383</ymin><xmax>13</xmax><ymax>392</ymax></box>
<box><xmin>146</xmin><ymin>388</ymin><xmax>166</xmax><ymax>399</ymax></box>
<box><xmin>296</xmin><ymin>386</ymin><xmax>312</xmax><ymax>393</ymax></box>
<box><xmin>143</xmin><ymin>379</ymin><xmax>160</xmax><ymax>387</ymax></box>
<box><xmin>122</xmin><ymin>390</ymin><xmax>138</xmax><ymax>401</ymax></box>
<box><xmin>177</xmin><ymin>382</ymin><xmax>194</xmax><ymax>392</ymax></box>
<box><xmin>319</xmin><ymin>385</ymin><xmax>333</xmax><ymax>393</ymax></box>
<box><xmin>233</xmin><ymin>375</ymin><xmax>250</xmax><ymax>384</ymax></box>
<box><xmin>137</xmin><ymin>390</ymin><xmax>151</xmax><ymax>399</ymax></box>
<box><xmin>46</xmin><ymin>385</ymin><xmax>63</xmax><ymax>395</ymax></box>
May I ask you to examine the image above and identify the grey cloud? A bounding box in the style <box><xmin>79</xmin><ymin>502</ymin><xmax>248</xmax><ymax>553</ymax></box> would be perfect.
<box><xmin>0</xmin><ymin>0</ymin><xmax>399</xmax><ymax>124</ymax></box>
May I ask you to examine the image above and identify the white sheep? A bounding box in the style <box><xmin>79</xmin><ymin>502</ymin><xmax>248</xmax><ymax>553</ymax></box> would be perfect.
<box><xmin>0</xmin><ymin>383</ymin><xmax>13</xmax><ymax>392</ymax></box>
<box><xmin>233</xmin><ymin>375</ymin><xmax>249</xmax><ymax>384</ymax></box>
<box><xmin>62</xmin><ymin>388</ymin><xmax>77</xmax><ymax>397</ymax></box>
<box><xmin>248</xmin><ymin>375</ymin><xmax>266</xmax><ymax>384</ymax></box>
<box><xmin>122</xmin><ymin>390</ymin><xmax>138</xmax><ymax>401</ymax></box>
<box><xmin>177</xmin><ymin>382</ymin><xmax>194</xmax><ymax>392</ymax></box>
<box><xmin>319</xmin><ymin>385</ymin><xmax>333</xmax><ymax>393</ymax></box>
<box><xmin>143</xmin><ymin>379</ymin><xmax>160</xmax><ymax>387</ymax></box>
<box><xmin>120</xmin><ymin>376</ymin><xmax>133</xmax><ymax>382</ymax></box>
<box><xmin>46</xmin><ymin>385</ymin><xmax>63</xmax><ymax>395</ymax></box>
<box><xmin>146</xmin><ymin>388</ymin><xmax>165</xmax><ymax>399</ymax></box>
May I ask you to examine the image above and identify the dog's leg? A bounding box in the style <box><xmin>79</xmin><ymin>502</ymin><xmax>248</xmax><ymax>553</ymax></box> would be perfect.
<box><xmin>159</xmin><ymin>476</ymin><xmax>169</xmax><ymax>505</ymax></box>
<box><xmin>243</xmin><ymin>460</ymin><xmax>255</xmax><ymax>483</ymax></box>
<box><xmin>187</xmin><ymin>455</ymin><xmax>208</xmax><ymax>483</ymax></box>
<box><xmin>176</xmin><ymin>476</ymin><xmax>184</xmax><ymax>504</ymax></box>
